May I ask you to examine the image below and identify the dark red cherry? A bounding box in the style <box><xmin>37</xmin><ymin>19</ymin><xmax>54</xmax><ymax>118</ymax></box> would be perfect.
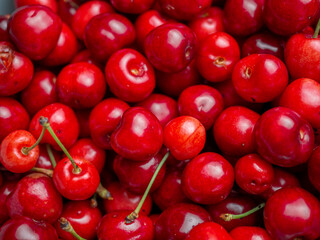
<box><xmin>105</xmin><ymin>49</ymin><xmax>155</xmax><ymax>102</ymax></box>
<box><xmin>0</xmin><ymin>216</ymin><xmax>59</xmax><ymax>240</ymax></box>
<box><xmin>103</xmin><ymin>181</ymin><xmax>152</xmax><ymax>215</ymax></box>
<box><xmin>196</xmin><ymin>32</ymin><xmax>240</xmax><ymax>82</ymax></box>
<box><xmin>35</xmin><ymin>144</ymin><xmax>61</xmax><ymax>170</ymax></box>
<box><xmin>308</xmin><ymin>147</ymin><xmax>320</xmax><ymax>192</ymax></box>
<box><xmin>84</xmin><ymin>13</ymin><xmax>136</xmax><ymax>63</ymax></box>
<box><xmin>155</xmin><ymin>203</ymin><xmax>212</xmax><ymax>240</ymax></box>
<box><xmin>54</xmin><ymin>200</ymin><xmax>102</xmax><ymax>240</ymax></box>
<box><xmin>111</xmin><ymin>107</ymin><xmax>163</xmax><ymax>161</ymax></box>
<box><xmin>75</xmin><ymin>109</ymin><xmax>91</xmax><ymax>138</ymax></box>
<box><xmin>0</xmin><ymin>97</ymin><xmax>30</xmax><ymax>142</ymax></box>
<box><xmin>21</xmin><ymin>70</ymin><xmax>58</xmax><ymax>116</ymax></box>
<box><xmin>89</xmin><ymin>98</ymin><xmax>130</xmax><ymax>150</ymax></box>
<box><xmin>14</xmin><ymin>0</ymin><xmax>58</xmax><ymax>12</ymax></box>
<box><xmin>113</xmin><ymin>153</ymin><xmax>166</xmax><ymax>194</ymax></box>
<box><xmin>230</xmin><ymin>226</ymin><xmax>272</xmax><ymax>240</ymax></box>
<box><xmin>264</xmin><ymin>187</ymin><xmax>320</xmax><ymax>240</ymax></box>
<box><xmin>6</xmin><ymin>173</ymin><xmax>62</xmax><ymax>223</ymax></box>
<box><xmin>0</xmin><ymin>16</ymin><xmax>10</xmax><ymax>42</ymax></box>
<box><xmin>110</xmin><ymin>0</ymin><xmax>154</xmax><ymax>14</ymax></box>
<box><xmin>0</xmin><ymin>181</ymin><xmax>17</xmax><ymax>225</ymax></box>
<box><xmin>185</xmin><ymin>222</ymin><xmax>232</xmax><ymax>240</ymax></box>
<box><xmin>144</xmin><ymin>23</ymin><xmax>196</xmax><ymax>73</ymax></box>
<box><xmin>71</xmin><ymin>49</ymin><xmax>103</xmax><ymax>69</ymax></box>
<box><xmin>254</xmin><ymin>107</ymin><xmax>314</xmax><ymax>167</ymax></box>
<box><xmin>97</xmin><ymin>211</ymin><xmax>154</xmax><ymax>240</ymax></box>
<box><xmin>8</xmin><ymin>5</ymin><xmax>62</xmax><ymax>60</ymax></box>
<box><xmin>232</xmin><ymin>54</ymin><xmax>288</xmax><ymax>103</ymax></box>
<box><xmin>57</xmin><ymin>0</ymin><xmax>80</xmax><ymax>27</ymax></box>
<box><xmin>29</xmin><ymin>103</ymin><xmax>79</xmax><ymax>151</ymax></box>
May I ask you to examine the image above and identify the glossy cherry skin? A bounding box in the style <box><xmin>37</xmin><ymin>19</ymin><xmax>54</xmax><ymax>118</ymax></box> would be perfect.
<box><xmin>54</xmin><ymin>200</ymin><xmax>102</xmax><ymax>240</ymax></box>
<box><xmin>155</xmin><ymin>203</ymin><xmax>212</xmax><ymax>240</ymax></box>
<box><xmin>84</xmin><ymin>13</ymin><xmax>136</xmax><ymax>63</ymax></box>
<box><xmin>254</xmin><ymin>107</ymin><xmax>314</xmax><ymax>167</ymax></box>
<box><xmin>232</xmin><ymin>54</ymin><xmax>288</xmax><ymax>103</ymax></box>
<box><xmin>89</xmin><ymin>98</ymin><xmax>130</xmax><ymax>150</ymax></box>
<box><xmin>103</xmin><ymin>181</ymin><xmax>152</xmax><ymax>215</ymax></box>
<box><xmin>182</xmin><ymin>152</ymin><xmax>234</xmax><ymax>204</ymax></box>
<box><xmin>0</xmin><ymin>181</ymin><xmax>17</xmax><ymax>225</ymax></box>
<box><xmin>263</xmin><ymin>0</ymin><xmax>319</xmax><ymax>36</ymax></box>
<box><xmin>97</xmin><ymin>211</ymin><xmax>154</xmax><ymax>240</ymax></box>
<box><xmin>0</xmin><ymin>130</ymin><xmax>39</xmax><ymax>173</ymax></box>
<box><xmin>164</xmin><ymin>116</ymin><xmax>206</xmax><ymax>161</ymax></box>
<box><xmin>196</xmin><ymin>32</ymin><xmax>240</xmax><ymax>82</ymax></box>
<box><xmin>144</xmin><ymin>23</ymin><xmax>196</xmax><ymax>73</ymax></box>
<box><xmin>14</xmin><ymin>0</ymin><xmax>58</xmax><ymax>12</ymax></box>
<box><xmin>21</xmin><ymin>70</ymin><xmax>58</xmax><ymax>116</ymax></box>
<box><xmin>71</xmin><ymin>0</ymin><xmax>114</xmax><ymax>40</ymax></box>
<box><xmin>113</xmin><ymin>153</ymin><xmax>166</xmax><ymax>194</ymax></box>
<box><xmin>56</xmin><ymin>62</ymin><xmax>106</xmax><ymax>109</ymax></box>
<box><xmin>53</xmin><ymin>157</ymin><xmax>100</xmax><ymax>200</ymax></box>
<box><xmin>0</xmin><ymin>97</ymin><xmax>30</xmax><ymax>142</ymax></box>
<box><xmin>0</xmin><ymin>42</ymin><xmax>34</xmax><ymax>96</ymax></box>
<box><xmin>6</xmin><ymin>173</ymin><xmax>63</xmax><ymax>223</ymax></box>
<box><xmin>111</xmin><ymin>107</ymin><xmax>163</xmax><ymax>161</ymax></box>
<box><xmin>105</xmin><ymin>49</ymin><xmax>155</xmax><ymax>102</ymax></box>
<box><xmin>207</xmin><ymin>194</ymin><xmax>261</xmax><ymax>232</ymax></box>
<box><xmin>0</xmin><ymin>16</ymin><xmax>10</xmax><ymax>42</ymax></box>
<box><xmin>29</xmin><ymin>103</ymin><xmax>79</xmax><ymax>151</ymax></box>
<box><xmin>136</xmin><ymin>93</ymin><xmax>178</xmax><ymax>128</ymax></box>
<box><xmin>57</xmin><ymin>0</ymin><xmax>80</xmax><ymax>26</ymax></box>
<box><xmin>8</xmin><ymin>5</ymin><xmax>62</xmax><ymax>60</ymax></box>
<box><xmin>158</xmin><ymin>0</ymin><xmax>212</xmax><ymax>21</ymax></box>
<box><xmin>285</xmin><ymin>33</ymin><xmax>320</xmax><ymax>83</ymax></box>
<box><xmin>185</xmin><ymin>222</ymin><xmax>232</xmax><ymax>240</ymax></box>
<box><xmin>178</xmin><ymin>85</ymin><xmax>224</xmax><ymax>130</ymax></box>
<box><xmin>213</xmin><ymin>106</ymin><xmax>260</xmax><ymax>157</ymax></box>
<box><xmin>110</xmin><ymin>0</ymin><xmax>154</xmax><ymax>14</ymax></box>
<box><xmin>35</xmin><ymin>144</ymin><xmax>61</xmax><ymax>170</ymax></box>
<box><xmin>230</xmin><ymin>226</ymin><xmax>272</xmax><ymax>240</ymax></box>
<box><xmin>0</xmin><ymin>216</ymin><xmax>59</xmax><ymax>240</ymax></box>
<box><xmin>308</xmin><ymin>147</ymin><xmax>320</xmax><ymax>192</ymax></box>
<box><xmin>235</xmin><ymin>154</ymin><xmax>274</xmax><ymax>194</ymax></box>
<box><xmin>264</xmin><ymin>187</ymin><xmax>320</xmax><ymax>240</ymax></box>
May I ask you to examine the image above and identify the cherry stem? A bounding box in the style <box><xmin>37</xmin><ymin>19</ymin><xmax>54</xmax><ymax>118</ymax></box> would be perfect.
<box><xmin>96</xmin><ymin>183</ymin><xmax>113</xmax><ymax>200</ymax></box>
<box><xmin>90</xmin><ymin>193</ymin><xmax>98</xmax><ymax>208</ymax></box>
<box><xmin>31</xmin><ymin>167</ymin><xmax>53</xmax><ymax>177</ymax></box>
<box><xmin>125</xmin><ymin>151</ymin><xmax>170</xmax><ymax>224</ymax></box>
<box><xmin>220</xmin><ymin>202</ymin><xmax>265</xmax><ymax>221</ymax></box>
<box><xmin>21</xmin><ymin>125</ymin><xmax>46</xmax><ymax>155</ymax></box>
<box><xmin>313</xmin><ymin>18</ymin><xmax>320</xmax><ymax>38</ymax></box>
<box><xmin>40</xmin><ymin>116</ymin><xmax>81</xmax><ymax>174</ymax></box>
<box><xmin>59</xmin><ymin>217</ymin><xmax>86</xmax><ymax>240</ymax></box>
<box><xmin>46</xmin><ymin>144</ymin><xmax>56</xmax><ymax>168</ymax></box>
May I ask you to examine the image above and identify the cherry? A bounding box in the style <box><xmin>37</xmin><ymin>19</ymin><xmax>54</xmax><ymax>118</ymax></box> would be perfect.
<box><xmin>185</xmin><ymin>222</ymin><xmax>232</xmax><ymax>240</ymax></box>
<box><xmin>8</xmin><ymin>5</ymin><xmax>62</xmax><ymax>60</ymax></box>
<box><xmin>89</xmin><ymin>98</ymin><xmax>130</xmax><ymax>150</ymax></box>
<box><xmin>54</xmin><ymin>200</ymin><xmax>102</xmax><ymax>240</ymax></box>
<box><xmin>0</xmin><ymin>181</ymin><xmax>17</xmax><ymax>225</ymax></box>
<box><xmin>0</xmin><ymin>97</ymin><xmax>30</xmax><ymax>142</ymax></box>
<box><xmin>213</xmin><ymin>106</ymin><xmax>260</xmax><ymax>157</ymax></box>
<box><xmin>35</xmin><ymin>144</ymin><xmax>60</xmax><ymax>170</ymax></box>
<box><xmin>230</xmin><ymin>226</ymin><xmax>272</xmax><ymax>240</ymax></box>
<box><xmin>57</xmin><ymin>0</ymin><xmax>80</xmax><ymax>27</ymax></box>
<box><xmin>111</xmin><ymin>107</ymin><xmax>163</xmax><ymax>161</ymax></box>
<box><xmin>103</xmin><ymin>181</ymin><xmax>152</xmax><ymax>215</ymax></box>
<box><xmin>21</xmin><ymin>70</ymin><xmax>58</xmax><ymax>116</ymax></box>
<box><xmin>14</xmin><ymin>0</ymin><xmax>58</xmax><ymax>12</ymax></box>
<box><xmin>71</xmin><ymin>49</ymin><xmax>103</xmax><ymax>69</ymax></box>
<box><xmin>0</xmin><ymin>216</ymin><xmax>59</xmax><ymax>240</ymax></box>
<box><xmin>232</xmin><ymin>54</ymin><xmax>288</xmax><ymax>103</ymax></box>
<box><xmin>0</xmin><ymin>42</ymin><xmax>34</xmax><ymax>96</ymax></box>
<box><xmin>196</xmin><ymin>32</ymin><xmax>240</xmax><ymax>82</ymax></box>
<box><xmin>308</xmin><ymin>147</ymin><xmax>320</xmax><ymax>192</ymax></box>
<box><xmin>75</xmin><ymin>109</ymin><xmax>91</xmax><ymax>138</ymax></box>
<box><xmin>97</xmin><ymin>211</ymin><xmax>154</xmax><ymax>240</ymax></box>
<box><xmin>254</xmin><ymin>107</ymin><xmax>314</xmax><ymax>167</ymax></box>
<box><xmin>144</xmin><ymin>23</ymin><xmax>196</xmax><ymax>73</ymax></box>
<box><xmin>105</xmin><ymin>48</ymin><xmax>155</xmax><ymax>102</ymax></box>
<box><xmin>0</xmin><ymin>16</ymin><xmax>10</xmax><ymax>42</ymax></box>
<box><xmin>264</xmin><ymin>187</ymin><xmax>320</xmax><ymax>240</ymax></box>
<box><xmin>110</xmin><ymin>0</ymin><xmax>154</xmax><ymax>14</ymax></box>
<box><xmin>155</xmin><ymin>203</ymin><xmax>212</xmax><ymax>240</ymax></box>
<box><xmin>84</xmin><ymin>13</ymin><xmax>136</xmax><ymax>63</ymax></box>
<box><xmin>6</xmin><ymin>173</ymin><xmax>62</xmax><ymax>223</ymax></box>
<box><xmin>164</xmin><ymin>116</ymin><xmax>206</xmax><ymax>161</ymax></box>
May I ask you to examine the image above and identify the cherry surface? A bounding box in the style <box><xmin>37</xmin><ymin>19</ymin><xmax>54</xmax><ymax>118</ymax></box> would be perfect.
<box><xmin>35</xmin><ymin>144</ymin><xmax>61</xmax><ymax>170</ymax></box>
<box><xmin>185</xmin><ymin>222</ymin><xmax>232</xmax><ymax>240</ymax></box>
<box><xmin>0</xmin><ymin>181</ymin><xmax>17</xmax><ymax>225</ymax></box>
<box><xmin>230</xmin><ymin>226</ymin><xmax>272</xmax><ymax>240</ymax></box>
<box><xmin>57</xmin><ymin>0</ymin><xmax>80</xmax><ymax>27</ymax></box>
<box><xmin>308</xmin><ymin>147</ymin><xmax>320</xmax><ymax>193</ymax></box>
<box><xmin>110</xmin><ymin>0</ymin><xmax>154</xmax><ymax>14</ymax></box>
<box><xmin>75</xmin><ymin>109</ymin><xmax>91</xmax><ymax>138</ymax></box>
<box><xmin>14</xmin><ymin>0</ymin><xmax>58</xmax><ymax>12</ymax></box>
<box><xmin>0</xmin><ymin>16</ymin><xmax>10</xmax><ymax>42</ymax></box>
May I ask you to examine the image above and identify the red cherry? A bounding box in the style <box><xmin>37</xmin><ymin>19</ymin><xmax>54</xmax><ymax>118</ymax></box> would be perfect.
<box><xmin>57</xmin><ymin>0</ymin><xmax>80</xmax><ymax>27</ymax></box>
<box><xmin>71</xmin><ymin>49</ymin><xmax>103</xmax><ymax>69</ymax></box>
<box><xmin>35</xmin><ymin>144</ymin><xmax>61</xmax><ymax>170</ymax></box>
<box><xmin>110</xmin><ymin>0</ymin><xmax>154</xmax><ymax>14</ymax></box>
<box><xmin>105</xmin><ymin>48</ymin><xmax>155</xmax><ymax>102</ymax></box>
<box><xmin>0</xmin><ymin>16</ymin><xmax>10</xmax><ymax>42</ymax></box>
<box><xmin>308</xmin><ymin>147</ymin><xmax>320</xmax><ymax>192</ymax></box>
<box><xmin>6</xmin><ymin>173</ymin><xmax>62</xmax><ymax>223</ymax></box>
<box><xmin>75</xmin><ymin>109</ymin><xmax>91</xmax><ymax>138</ymax></box>
<box><xmin>230</xmin><ymin>226</ymin><xmax>272</xmax><ymax>240</ymax></box>
<box><xmin>8</xmin><ymin>5</ymin><xmax>62</xmax><ymax>60</ymax></box>
<box><xmin>0</xmin><ymin>181</ymin><xmax>17</xmax><ymax>225</ymax></box>
<box><xmin>14</xmin><ymin>0</ymin><xmax>58</xmax><ymax>12</ymax></box>
<box><xmin>185</xmin><ymin>222</ymin><xmax>232</xmax><ymax>240</ymax></box>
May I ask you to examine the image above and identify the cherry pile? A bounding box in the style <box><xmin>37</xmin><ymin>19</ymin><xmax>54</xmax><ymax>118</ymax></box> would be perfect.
<box><xmin>0</xmin><ymin>0</ymin><xmax>320</xmax><ymax>239</ymax></box>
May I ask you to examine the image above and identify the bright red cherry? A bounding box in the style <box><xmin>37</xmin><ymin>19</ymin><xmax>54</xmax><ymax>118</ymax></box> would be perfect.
<box><xmin>308</xmin><ymin>147</ymin><xmax>320</xmax><ymax>192</ymax></box>
<box><xmin>0</xmin><ymin>16</ymin><xmax>10</xmax><ymax>42</ymax></box>
<box><xmin>230</xmin><ymin>226</ymin><xmax>272</xmax><ymax>240</ymax></box>
<box><xmin>14</xmin><ymin>0</ymin><xmax>58</xmax><ymax>12</ymax></box>
<box><xmin>105</xmin><ymin>49</ymin><xmax>155</xmax><ymax>102</ymax></box>
<box><xmin>254</xmin><ymin>107</ymin><xmax>314</xmax><ymax>167</ymax></box>
<box><xmin>144</xmin><ymin>23</ymin><xmax>196</xmax><ymax>73</ymax></box>
<box><xmin>110</xmin><ymin>0</ymin><xmax>154</xmax><ymax>14</ymax></box>
<box><xmin>0</xmin><ymin>181</ymin><xmax>17</xmax><ymax>225</ymax></box>
<box><xmin>185</xmin><ymin>222</ymin><xmax>232</xmax><ymax>240</ymax></box>
<box><xmin>8</xmin><ymin>5</ymin><xmax>62</xmax><ymax>60</ymax></box>
<box><xmin>264</xmin><ymin>187</ymin><xmax>320</xmax><ymax>240</ymax></box>
<box><xmin>111</xmin><ymin>107</ymin><xmax>163</xmax><ymax>161</ymax></box>
<box><xmin>35</xmin><ymin>144</ymin><xmax>61</xmax><ymax>170</ymax></box>
<box><xmin>196</xmin><ymin>32</ymin><xmax>240</xmax><ymax>82</ymax></box>
<box><xmin>6</xmin><ymin>173</ymin><xmax>62</xmax><ymax>223</ymax></box>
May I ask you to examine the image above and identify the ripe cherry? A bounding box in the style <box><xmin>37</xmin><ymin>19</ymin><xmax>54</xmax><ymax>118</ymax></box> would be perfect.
<box><xmin>110</xmin><ymin>0</ymin><xmax>154</xmax><ymax>14</ymax></box>
<box><xmin>0</xmin><ymin>181</ymin><xmax>17</xmax><ymax>225</ymax></box>
<box><xmin>230</xmin><ymin>226</ymin><xmax>272</xmax><ymax>240</ymax></box>
<box><xmin>75</xmin><ymin>109</ymin><xmax>91</xmax><ymax>138</ymax></box>
<box><xmin>35</xmin><ymin>144</ymin><xmax>60</xmax><ymax>170</ymax></box>
<box><xmin>185</xmin><ymin>222</ymin><xmax>232</xmax><ymax>240</ymax></box>
<box><xmin>0</xmin><ymin>16</ymin><xmax>9</xmax><ymax>42</ymax></box>
<box><xmin>57</xmin><ymin>0</ymin><xmax>80</xmax><ymax>27</ymax></box>
<box><xmin>308</xmin><ymin>147</ymin><xmax>320</xmax><ymax>192</ymax></box>
<box><xmin>14</xmin><ymin>0</ymin><xmax>58</xmax><ymax>12</ymax></box>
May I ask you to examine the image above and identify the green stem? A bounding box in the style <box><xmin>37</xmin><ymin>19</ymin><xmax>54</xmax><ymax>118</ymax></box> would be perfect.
<box><xmin>96</xmin><ymin>183</ymin><xmax>113</xmax><ymax>200</ymax></box>
<box><xmin>313</xmin><ymin>18</ymin><xmax>320</xmax><ymax>38</ymax></box>
<box><xmin>46</xmin><ymin>144</ymin><xmax>56</xmax><ymax>168</ymax></box>
<box><xmin>31</xmin><ymin>167</ymin><xmax>53</xmax><ymax>177</ymax></box>
<box><xmin>21</xmin><ymin>126</ymin><xmax>46</xmax><ymax>155</ymax></box>
<box><xmin>220</xmin><ymin>202</ymin><xmax>265</xmax><ymax>221</ymax></box>
<box><xmin>125</xmin><ymin>151</ymin><xmax>170</xmax><ymax>224</ymax></box>
<box><xmin>59</xmin><ymin>217</ymin><xmax>86</xmax><ymax>240</ymax></box>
